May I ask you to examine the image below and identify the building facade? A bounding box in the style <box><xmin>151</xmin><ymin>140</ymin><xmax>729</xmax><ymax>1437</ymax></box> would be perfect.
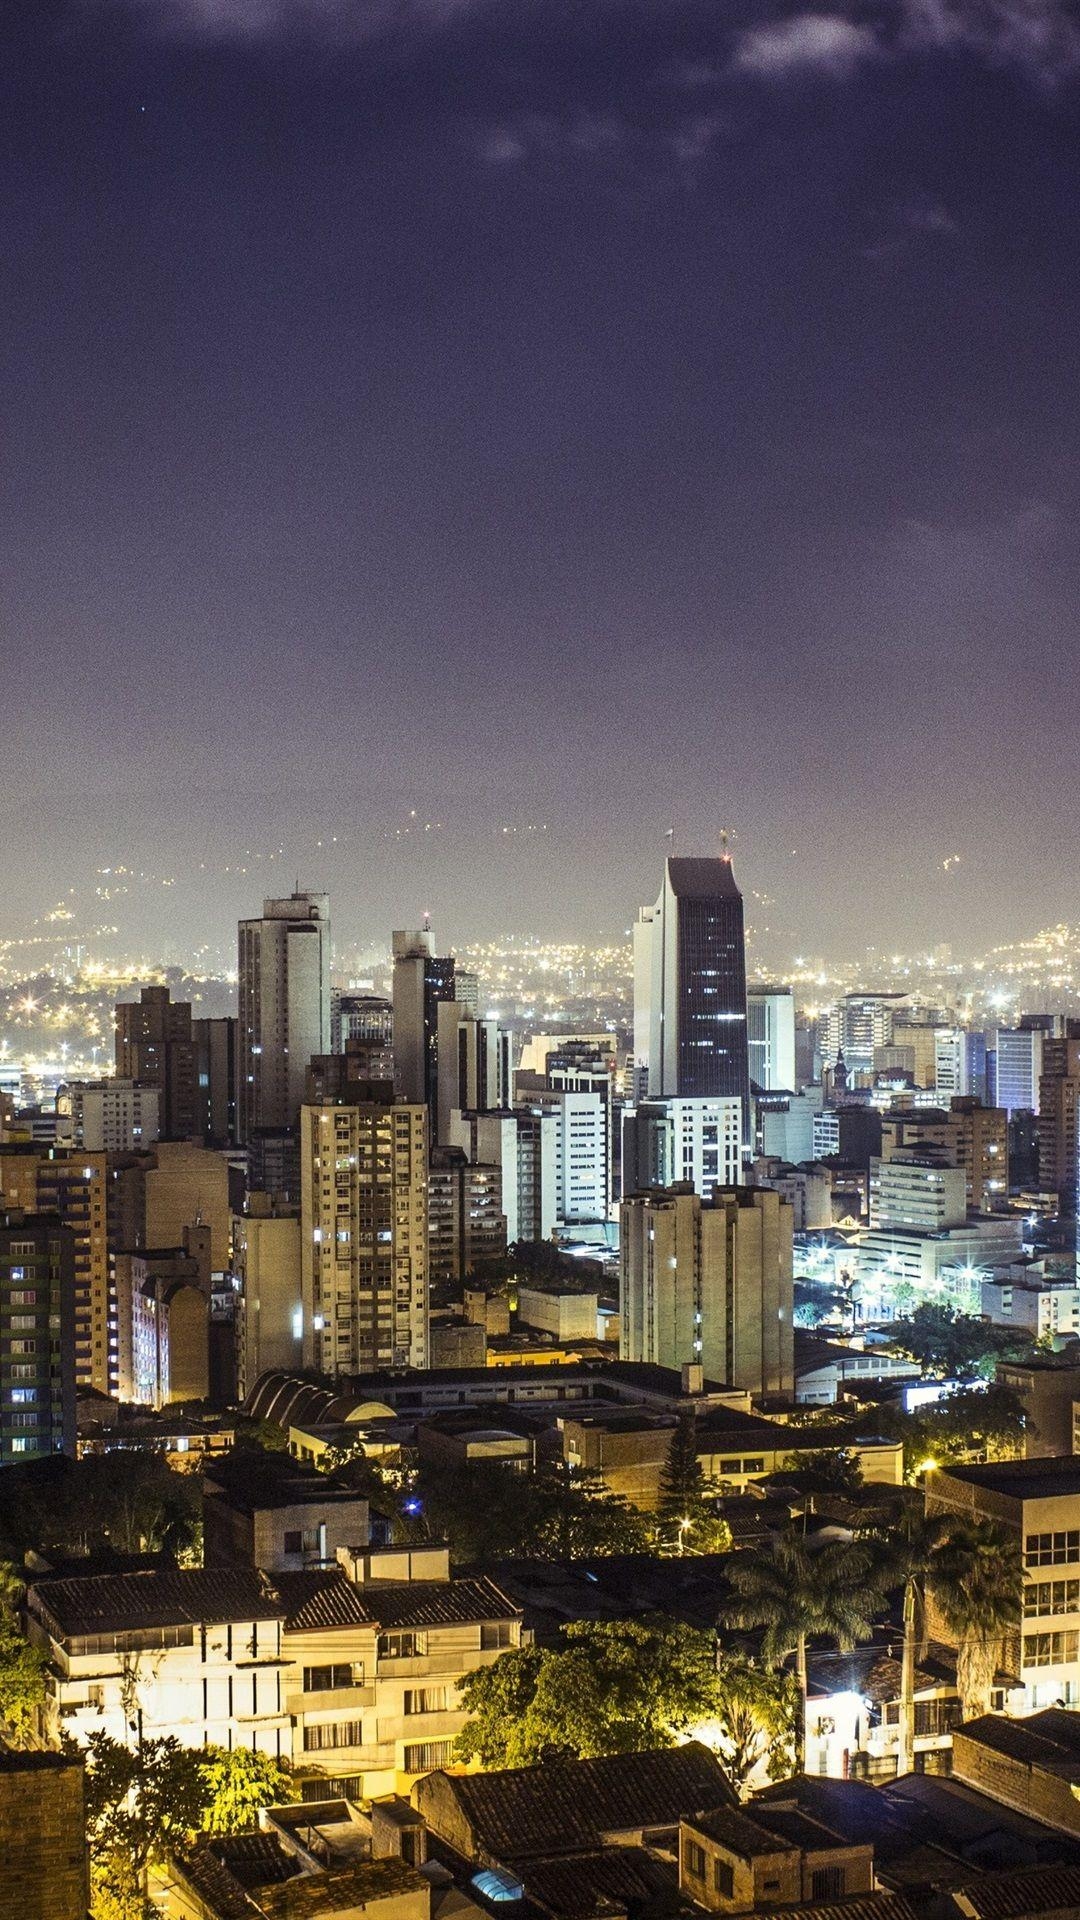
<box><xmin>633</xmin><ymin>854</ymin><xmax>750</xmax><ymax>1132</ymax></box>
<box><xmin>239</xmin><ymin>892</ymin><xmax>332</xmax><ymax>1140</ymax></box>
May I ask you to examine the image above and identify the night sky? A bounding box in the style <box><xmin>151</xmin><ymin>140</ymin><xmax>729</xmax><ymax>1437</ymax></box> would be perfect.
<box><xmin>5</xmin><ymin>0</ymin><xmax>1080</xmax><ymax>960</ymax></box>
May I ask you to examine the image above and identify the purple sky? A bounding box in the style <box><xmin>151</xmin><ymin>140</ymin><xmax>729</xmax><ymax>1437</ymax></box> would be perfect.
<box><xmin>5</xmin><ymin>0</ymin><xmax>1080</xmax><ymax>959</ymax></box>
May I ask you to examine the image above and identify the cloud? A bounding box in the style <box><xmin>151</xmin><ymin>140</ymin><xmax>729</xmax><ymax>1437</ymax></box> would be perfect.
<box><xmin>864</xmin><ymin>193</ymin><xmax>959</xmax><ymax>256</ymax></box>
<box><xmin>898</xmin><ymin>0</ymin><xmax>1080</xmax><ymax>79</ymax></box>
<box><xmin>105</xmin><ymin>0</ymin><xmax>473</xmax><ymax>41</ymax></box>
<box><xmin>731</xmin><ymin>12</ymin><xmax>881</xmax><ymax>76</ymax></box>
<box><xmin>477</xmin><ymin>106</ymin><xmax>726</xmax><ymax>174</ymax></box>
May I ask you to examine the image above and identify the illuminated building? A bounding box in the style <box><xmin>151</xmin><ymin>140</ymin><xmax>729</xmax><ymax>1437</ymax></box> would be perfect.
<box><xmin>331</xmin><ymin>990</ymin><xmax>393</xmax><ymax>1054</ymax></box>
<box><xmin>935</xmin><ymin>1028</ymin><xmax>988</xmax><ymax>1102</ymax></box>
<box><xmin>622</xmin><ymin>1096</ymin><xmax>742</xmax><ymax>1200</ymax></box>
<box><xmin>449</xmin><ymin>1107</ymin><xmax>559</xmax><ymax>1243</ymax></box>
<box><xmin>991</xmin><ymin>1026</ymin><xmax>1045</xmax><ymax>1116</ymax></box>
<box><xmin>391</xmin><ymin>928</ymin><xmax>456</xmax><ymax>1128</ymax></box>
<box><xmin>633</xmin><ymin>854</ymin><xmax>750</xmax><ymax>1134</ymax></box>
<box><xmin>869</xmin><ymin>1151</ymin><xmax>967</xmax><ymax>1232</ymax></box>
<box><xmin>0</xmin><ymin>1147</ymin><xmax>112</xmax><ymax>1393</ymax></box>
<box><xmin>619</xmin><ymin>1183</ymin><xmax>793</xmax><ymax>1395</ymax></box>
<box><xmin>300</xmin><ymin>1092</ymin><xmax>428</xmax><ymax>1374</ymax></box>
<box><xmin>427</xmin><ymin>1147</ymin><xmax>506</xmax><ymax>1284</ymax></box>
<box><xmin>238</xmin><ymin>892</ymin><xmax>332</xmax><ymax>1140</ymax></box>
<box><xmin>0</xmin><ymin>1209</ymin><xmax>75</xmax><ymax>1462</ymax></box>
<box><xmin>747</xmin><ymin>985</ymin><xmax>797</xmax><ymax>1090</ymax></box>
<box><xmin>58</xmin><ymin>1078</ymin><xmax>160</xmax><ymax>1153</ymax></box>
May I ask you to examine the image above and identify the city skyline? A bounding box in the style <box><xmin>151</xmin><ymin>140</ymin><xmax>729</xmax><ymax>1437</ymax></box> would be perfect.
<box><xmin>7</xmin><ymin>2</ymin><xmax>1080</xmax><ymax>956</ymax></box>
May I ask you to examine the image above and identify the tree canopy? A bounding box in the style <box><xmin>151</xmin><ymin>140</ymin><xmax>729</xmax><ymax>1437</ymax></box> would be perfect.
<box><xmin>455</xmin><ymin>1617</ymin><xmax>721</xmax><ymax>1767</ymax></box>
<box><xmin>657</xmin><ymin>1415</ymin><xmax>732</xmax><ymax>1554</ymax></box>
<box><xmin>890</xmin><ymin>1304</ymin><xmax>1033</xmax><ymax>1382</ymax></box>
<box><xmin>418</xmin><ymin>1459</ymin><xmax>651</xmax><ymax>1564</ymax></box>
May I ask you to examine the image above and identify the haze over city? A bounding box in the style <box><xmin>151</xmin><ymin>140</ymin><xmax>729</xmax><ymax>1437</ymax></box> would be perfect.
<box><xmin>8</xmin><ymin>0</ymin><xmax>1080</xmax><ymax>954</ymax></box>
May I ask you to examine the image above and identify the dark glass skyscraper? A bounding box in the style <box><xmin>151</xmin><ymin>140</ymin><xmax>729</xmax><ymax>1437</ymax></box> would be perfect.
<box><xmin>634</xmin><ymin>853</ymin><xmax>751</xmax><ymax>1132</ymax></box>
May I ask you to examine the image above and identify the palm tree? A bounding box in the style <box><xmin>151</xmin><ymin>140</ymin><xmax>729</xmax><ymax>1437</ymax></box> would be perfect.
<box><xmin>929</xmin><ymin>1519</ymin><xmax>1023</xmax><ymax>1722</ymax></box>
<box><xmin>722</xmin><ymin>1529</ymin><xmax>884</xmax><ymax>1769</ymax></box>
<box><xmin>863</xmin><ymin>1508</ymin><xmax>956</xmax><ymax>1777</ymax></box>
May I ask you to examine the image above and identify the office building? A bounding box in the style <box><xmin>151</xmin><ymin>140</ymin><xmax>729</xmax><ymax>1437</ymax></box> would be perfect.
<box><xmin>993</xmin><ymin>1026</ymin><xmax>1045</xmax><ymax>1116</ymax></box>
<box><xmin>747</xmin><ymin>986</ymin><xmax>797</xmax><ymax>1091</ymax></box>
<box><xmin>300</xmin><ymin>1092</ymin><xmax>428</xmax><ymax>1374</ymax></box>
<box><xmin>633</xmin><ymin>853</ymin><xmax>750</xmax><ymax>1132</ymax></box>
<box><xmin>392</xmin><ymin>929</ymin><xmax>456</xmax><ymax>1126</ymax></box>
<box><xmin>115</xmin><ymin>983</ymin><xmax>198</xmax><ymax>1138</ymax></box>
<box><xmin>427</xmin><ymin>1147</ymin><xmax>506</xmax><ymax>1284</ymax></box>
<box><xmin>58</xmin><ymin>1078</ymin><xmax>160</xmax><ymax>1153</ymax></box>
<box><xmin>622</xmin><ymin>1096</ymin><xmax>742</xmax><ymax>1200</ymax></box>
<box><xmin>819</xmin><ymin>994</ymin><xmax>908</xmax><ymax>1074</ymax></box>
<box><xmin>0</xmin><ymin>1209</ymin><xmax>75</xmax><ymax>1462</ymax></box>
<box><xmin>620</xmin><ymin>1183</ymin><xmax>793</xmax><ymax>1395</ymax></box>
<box><xmin>869</xmin><ymin>1150</ymin><xmax>967</xmax><ymax>1231</ymax></box>
<box><xmin>238</xmin><ymin>892</ymin><xmax>332</xmax><ymax>1140</ymax></box>
<box><xmin>935</xmin><ymin>1028</ymin><xmax>988</xmax><ymax>1103</ymax></box>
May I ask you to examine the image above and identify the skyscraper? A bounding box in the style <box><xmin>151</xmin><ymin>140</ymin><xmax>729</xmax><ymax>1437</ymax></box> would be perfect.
<box><xmin>392</xmin><ymin>928</ymin><xmax>456</xmax><ymax>1126</ymax></box>
<box><xmin>238</xmin><ymin>893</ymin><xmax>332</xmax><ymax>1140</ymax></box>
<box><xmin>115</xmin><ymin>984</ymin><xmax>197</xmax><ymax>1138</ymax></box>
<box><xmin>633</xmin><ymin>853</ymin><xmax>750</xmax><ymax>1133</ymax></box>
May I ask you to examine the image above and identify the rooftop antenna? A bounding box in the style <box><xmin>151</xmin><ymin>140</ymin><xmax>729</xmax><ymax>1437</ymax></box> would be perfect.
<box><xmin>665</xmin><ymin>825</ymin><xmax>675</xmax><ymax>858</ymax></box>
<box><xmin>422</xmin><ymin>909</ymin><xmax>431</xmax><ymax>934</ymax></box>
<box><xmin>720</xmin><ymin>827</ymin><xmax>731</xmax><ymax>863</ymax></box>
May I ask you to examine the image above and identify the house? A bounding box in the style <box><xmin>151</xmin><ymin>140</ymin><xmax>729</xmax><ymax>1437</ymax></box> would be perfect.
<box><xmin>803</xmin><ymin>1640</ymin><xmax>994</xmax><ymax>1782</ymax></box>
<box><xmin>792</xmin><ymin>1336</ymin><xmax>920</xmax><ymax>1408</ymax></box>
<box><xmin>203</xmin><ymin>1450</ymin><xmax>373</xmax><ymax>1569</ymax></box>
<box><xmin>164</xmin><ymin>1825</ymin><xmax>432</xmax><ymax>1920</ymax></box>
<box><xmin>413</xmin><ymin>1742</ymin><xmax>736</xmax><ymax>1868</ymax></box>
<box><xmin>27</xmin><ymin>1552</ymin><xmax>523</xmax><ymax>1798</ymax></box>
<box><xmin>950</xmin><ymin>1710</ymin><xmax>1080</xmax><ymax>1837</ymax></box>
<box><xmin>678</xmin><ymin>1802</ymin><xmax>875</xmax><ymax>1913</ymax></box>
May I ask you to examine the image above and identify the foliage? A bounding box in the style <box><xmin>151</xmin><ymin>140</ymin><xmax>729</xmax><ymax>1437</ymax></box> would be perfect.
<box><xmin>0</xmin><ymin>1605</ymin><xmax>47</xmax><ymax>1743</ymax></box>
<box><xmin>929</xmin><ymin>1520</ymin><xmax>1023</xmax><ymax>1720</ymax></box>
<box><xmin>775</xmin><ymin>1448</ymin><xmax>864</xmax><ymax>1498</ymax></box>
<box><xmin>874</xmin><ymin>1385</ymin><xmax>1025</xmax><ymax>1476</ymax></box>
<box><xmin>0</xmin><ymin>1452</ymin><xmax>201</xmax><ymax>1563</ymax></box>
<box><xmin>199</xmin><ymin>1746</ymin><xmax>290</xmax><ymax>1833</ymax></box>
<box><xmin>456</xmin><ymin>1618</ymin><xmax>721</xmax><ymax>1767</ymax></box>
<box><xmin>711</xmin><ymin>1653</ymin><xmax>798</xmax><ymax>1792</ymax></box>
<box><xmin>889</xmin><ymin>1304</ymin><xmax>1033</xmax><ymax>1382</ymax></box>
<box><xmin>233</xmin><ymin>1416</ymin><xmax>290</xmax><ymax>1454</ymax></box>
<box><xmin>656</xmin><ymin>1415</ymin><xmax>732</xmax><ymax>1554</ymax></box>
<box><xmin>859</xmin><ymin>1505</ymin><xmax>959</xmax><ymax>1775</ymax></box>
<box><xmin>419</xmin><ymin>1458</ymin><xmax>650</xmax><ymax>1564</ymax></box>
<box><xmin>86</xmin><ymin>1732</ymin><xmax>211</xmax><ymax>1918</ymax></box>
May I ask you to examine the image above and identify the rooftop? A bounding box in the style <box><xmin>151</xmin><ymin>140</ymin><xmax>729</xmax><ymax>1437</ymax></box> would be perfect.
<box><xmin>422</xmin><ymin>1742</ymin><xmax>735</xmax><ymax>1862</ymax></box>
<box><xmin>688</xmin><ymin>1803</ymin><xmax>849</xmax><ymax>1859</ymax></box>
<box><xmin>956</xmin><ymin>1708</ymin><xmax>1080</xmax><ymax>1777</ymax></box>
<box><xmin>204</xmin><ymin>1451</ymin><xmax>368</xmax><ymax>1514</ymax></box>
<box><xmin>929</xmin><ymin>1456</ymin><xmax>1080</xmax><ymax>1500</ymax></box>
<box><xmin>31</xmin><ymin>1568</ymin><xmax>285</xmax><ymax>1638</ymax></box>
<box><xmin>666</xmin><ymin>855</ymin><xmax>742</xmax><ymax>901</ymax></box>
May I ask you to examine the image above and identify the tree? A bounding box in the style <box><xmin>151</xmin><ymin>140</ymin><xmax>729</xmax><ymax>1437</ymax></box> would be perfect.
<box><xmin>929</xmin><ymin>1519</ymin><xmax>1023</xmax><ymax>1720</ymax></box>
<box><xmin>711</xmin><ymin>1653</ymin><xmax>798</xmax><ymax>1794</ymax></box>
<box><xmin>419</xmin><ymin>1458</ymin><xmax>650</xmax><ymax>1564</ymax></box>
<box><xmin>723</xmin><ymin>1532</ymin><xmax>883</xmax><ymax>1768</ymax></box>
<box><xmin>875</xmin><ymin>1386</ymin><xmax>1025</xmax><ymax>1477</ymax></box>
<box><xmin>862</xmin><ymin>1506</ymin><xmax>957</xmax><ymax>1776</ymax></box>
<box><xmin>890</xmin><ymin>1304</ymin><xmax>1033</xmax><ymax>1382</ymax></box>
<box><xmin>0</xmin><ymin>1606</ymin><xmax>47</xmax><ymax>1744</ymax></box>
<box><xmin>528</xmin><ymin>1463</ymin><xmax>652</xmax><ymax>1559</ymax></box>
<box><xmin>85</xmin><ymin>1732</ymin><xmax>211</xmax><ymax>1918</ymax></box>
<box><xmin>776</xmin><ymin>1449</ymin><xmax>864</xmax><ymax>1499</ymax></box>
<box><xmin>455</xmin><ymin>1618</ymin><xmax>721</xmax><ymax>1767</ymax></box>
<box><xmin>199</xmin><ymin>1746</ymin><xmax>290</xmax><ymax>1833</ymax></box>
<box><xmin>656</xmin><ymin>1415</ymin><xmax>732</xmax><ymax>1554</ymax></box>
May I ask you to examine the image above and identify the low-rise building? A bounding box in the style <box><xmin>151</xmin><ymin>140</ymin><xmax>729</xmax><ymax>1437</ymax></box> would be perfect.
<box><xmin>997</xmin><ymin>1358</ymin><xmax>1080</xmax><ymax>1457</ymax></box>
<box><xmin>951</xmin><ymin>1710</ymin><xmax>1080</xmax><ymax>1836</ymax></box>
<box><xmin>27</xmin><ymin>1555</ymin><xmax>523</xmax><ymax>1798</ymax></box>
<box><xmin>203</xmin><ymin>1451</ymin><xmax>372</xmax><ymax>1569</ymax></box>
<box><xmin>679</xmin><ymin>1802</ymin><xmax>874</xmax><ymax>1912</ymax></box>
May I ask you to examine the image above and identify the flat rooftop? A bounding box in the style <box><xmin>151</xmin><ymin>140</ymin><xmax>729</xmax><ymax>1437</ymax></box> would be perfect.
<box><xmin>930</xmin><ymin>1456</ymin><xmax>1080</xmax><ymax>1500</ymax></box>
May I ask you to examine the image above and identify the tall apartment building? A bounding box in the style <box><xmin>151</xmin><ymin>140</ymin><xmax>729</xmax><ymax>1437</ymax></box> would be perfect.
<box><xmin>193</xmin><ymin>1015</ymin><xmax>239</xmax><ymax>1145</ymax></box>
<box><xmin>58</xmin><ymin>1078</ymin><xmax>160</xmax><ymax>1153</ymax></box>
<box><xmin>869</xmin><ymin>1151</ymin><xmax>967</xmax><ymax>1232</ymax></box>
<box><xmin>935</xmin><ymin>1029</ymin><xmax>988</xmax><ymax>1103</ymax></box>
<box><xmin>819</xmin><ymin>994</ymin><xmax>907</xmax><ymax>1075</ymax></box>
<box><xmin>331</xmin><ymin>992</ymin><xmax>393</xmax><ymax>1055</ymax></box>
<box><xmin>633</xmin><ymin>853</ymin><xmax>750</xmax><ymax>1133</ymax></box>
<box><xmin>951</xmin><ymin>1095</ymin><xmax>1008</xmax><ymax>1212</ymax></box>
<box><xmin>622</xmin><ymin>1096</ymin><xmax>742</xmax><ymax>1200</ymax></box>
<box><xmin>0</xmin><ymin>1210</ymin><xmax>75</xmax><ymax>1462</ymax></box>
<box><xmin>747</xmin><ymin>986</ymin><xmax>797</xmax><ymax>1091</ymax></box>
<box><xmin>620</xmin><ymin>1183</ymin><xmax>793</xmax><ymax>1395</ymax></box>
<box><xmin>427</xmin><ymin>1148</ymin><xmax>506</xmax><ymax>1284</ymax></box>
<box><xmin>300</xmin><ymin>1094</ymin><xmax>428</xmax><ymax>1374</ymax></box>
<box><xmin>115</xmin><ymin>984</ymin><xmax>198</xmax><ymax>1137</ymax></box>
<box><xmin>392</xmin><ymin>929</ymin><xmax>456</xmax><ymax>1128</ymax></box>
<box><xmin>0</xmin><ymin>1147</ymin><xmax>112</xmax><ymax>1393</ymax></box>
<box><xmin>450</xmin><ymin>1109</ymin><xmax>559</xmax><ymax>1245</ymax></box>
<box><xmin>238</xmin><ymin>893</ymin><xmax>332</xmax><ymax>1140</ymax></box>
<box><xmin>1038</xmin><ymin>1037</ymin><xmax>1080</xmax><ymax>1214</ymax></box>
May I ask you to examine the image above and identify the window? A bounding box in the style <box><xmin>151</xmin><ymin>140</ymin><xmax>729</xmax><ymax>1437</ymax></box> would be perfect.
<box><xmin>682</xmin><ymin>1840</ymin><xmax>706</xmax><ymax>1881</ymax></box>
<box><xmin>303</xmin><ymin>1721</ymin><xmax>363</xmax><ymax>1751</ymax></box>
<box><xmin>480</xmin><ymin>1623</ymin><xmax>513</xmax><ymax>1651</ymax></box>
<box><xmin>404</xmin><ymin>1688</ymin><xmax>449</xmax><ymax>1715</ymax></box>
<box><xmin>1025</xmin><ymin>1531</ymin><xmax>1080</xmax><ymax>1568</ymax></box>
<box><xmin>378</xmin><ymin>1631</ymin><xmax>426</xmax><ymax>1659</ymax></box>
<box><xmin>1024</xmin><ymin>1630</ymin><xmax>1079</xmax><ymax>1668</ymax></box>
<box><xmin>403</xmin><ymin>1738</ymin><xmax>455</xmax><ymax>1773</ymax></box>
<box><xmin>811</xmin><ymin>1868</ymin><xmax>847</xmax><ymax>1901</ymax></box>
<box><xmin>304</xmin><ymin>1663</ymin><xmax>362</xmax><ymax>1692</ymax></box>
<box><xmin>713</xmin><ymin>1861</ymin><xmax>734</xmax><ymax>1898</ymax></box>
<box><xmin>283</xmin><ymin>1531</ymin><xmax>303</xmax><ymax>1555</ymax></box>
<box><xmin>1024</xmin><ymin>1579</ymin><xmax>1080</xmax><ymax>1617</ymax></box>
